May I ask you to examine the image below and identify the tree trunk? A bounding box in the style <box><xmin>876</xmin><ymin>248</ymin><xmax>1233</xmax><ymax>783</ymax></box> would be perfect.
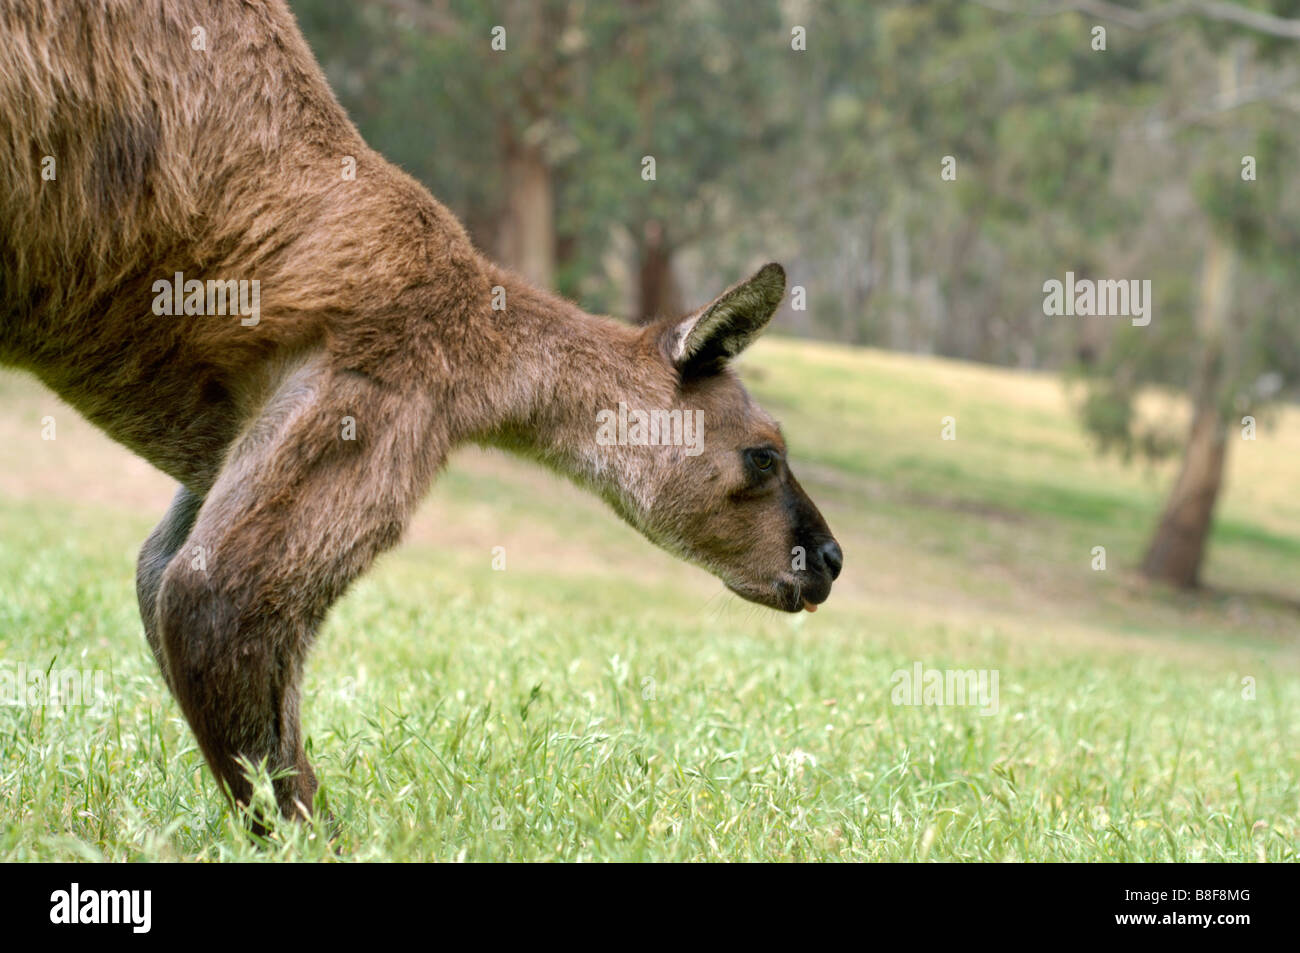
<box><xmin>889</xmin><ymin>215</ymin><xmax>911</xmax><ymax>351</ymax></box>
<box><xmin>1139</xmin><ymin>379</ymin><xmax>1228</xmax><ymax>588</ymax></box>
<box><xmin>1140</xmin><ymin>47</ymin><xmax>1242</xmax><ymax>590</ymax></box>
<box><xmin>1140</xmin><ymin>236</ymin><xmax>1234</xmax><ymax>589</ymax></box>
<box><xmin>635</xmin><ymin>219</ymin><xmax>683</xmax><ymax>324</ymax></box>
<box><xmin>497</xmin><ymin>132</ymin><xmax>555</xmax><ymax>290</ymax></box>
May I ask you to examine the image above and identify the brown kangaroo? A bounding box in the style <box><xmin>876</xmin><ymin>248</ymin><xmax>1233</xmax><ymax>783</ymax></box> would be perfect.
<box><xmin>0</xmin><ymin>0</ymin><xmax>842</xmax><ymax>826</ymax></box>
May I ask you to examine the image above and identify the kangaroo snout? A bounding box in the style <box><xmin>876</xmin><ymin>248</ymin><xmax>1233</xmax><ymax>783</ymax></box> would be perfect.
<box><xmin>793</xmin><ymin>535</ymin><xmax>842</xmax><ymax>612</ymax></box>
<box><xmin>817</xmin><ymin>538</ymin><xmax>844</xmax><ymax>580</ymax></box>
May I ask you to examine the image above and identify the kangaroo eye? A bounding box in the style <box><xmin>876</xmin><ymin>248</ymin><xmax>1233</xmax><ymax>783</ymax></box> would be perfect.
<box><xmin>748</xmin><ymin>448</ymin><xmax>777</xmax><ymax>472</ymax></box>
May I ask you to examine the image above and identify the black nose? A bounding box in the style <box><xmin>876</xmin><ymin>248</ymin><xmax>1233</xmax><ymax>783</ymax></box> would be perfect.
<box><xmin>819</xmin><ymin>540</ymin><xmax>843</xmax><ymax>580</ymax></box>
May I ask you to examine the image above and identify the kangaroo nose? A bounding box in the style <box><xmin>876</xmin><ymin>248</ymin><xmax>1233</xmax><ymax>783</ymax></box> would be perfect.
<box><xmin>819</xmin><ymin>540</ymin><xmax>843</xmax><ymax>580</ymax></box>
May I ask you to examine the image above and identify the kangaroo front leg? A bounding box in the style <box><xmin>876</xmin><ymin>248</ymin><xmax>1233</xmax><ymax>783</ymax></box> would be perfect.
<box><xmin>137</xmin><ymin>484</ymin><xmax>204</xmax><ymax>692</ymax></box>
<box><xmin>154</xmin><ymin>361</ymin><xmax>438</xmax><ymax>828</ymax></box>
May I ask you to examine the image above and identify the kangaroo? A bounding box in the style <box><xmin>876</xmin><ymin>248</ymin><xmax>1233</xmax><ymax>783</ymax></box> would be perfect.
<box><xmin>0</xmin><ymin>0</ymin><xmax>842</xmax><ymax>827</ymax></box>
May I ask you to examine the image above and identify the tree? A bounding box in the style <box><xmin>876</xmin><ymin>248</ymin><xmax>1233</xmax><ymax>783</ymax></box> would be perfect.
<box><xmin>1043</xmin><ymin>3</ymin><xmax>1300</xmax><ymax>588</ymax></box>
<box><xmin>562</xmin><ymin>0</ymin><xmax>796</xmax><ymax>321</ymax></box>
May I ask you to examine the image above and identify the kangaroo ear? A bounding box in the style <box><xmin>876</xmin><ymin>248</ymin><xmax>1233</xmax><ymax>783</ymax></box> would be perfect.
<box><xmin>664</xmin><ymin>263</ymin><xmax>785</xmax><ymax>375</ymax></box>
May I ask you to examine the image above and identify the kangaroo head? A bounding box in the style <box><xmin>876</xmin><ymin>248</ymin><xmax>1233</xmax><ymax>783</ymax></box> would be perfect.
<box><xmin>600</xmin><ymin>263</ymin><xmax>842</xmax><ymax>612</ymax></box>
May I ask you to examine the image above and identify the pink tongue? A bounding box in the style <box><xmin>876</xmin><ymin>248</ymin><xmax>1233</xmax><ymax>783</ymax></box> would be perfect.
<box><xmin>803</xmin><ymin>600</ymin><xmax>818</xmax><ymax>613</ymax></box>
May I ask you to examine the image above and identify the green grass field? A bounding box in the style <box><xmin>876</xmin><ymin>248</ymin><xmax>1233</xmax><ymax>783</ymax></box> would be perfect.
<box><xmin>1</xmin><ymin>338</ymin><xmax>1297</xmax><ymax>861</ymax></box>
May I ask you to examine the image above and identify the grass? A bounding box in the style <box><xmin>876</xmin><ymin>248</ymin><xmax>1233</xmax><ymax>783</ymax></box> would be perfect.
<box><xmin>0</xmin><ymin>338</ymin><xmax>1297</xmax><ymax>861</ymax></box>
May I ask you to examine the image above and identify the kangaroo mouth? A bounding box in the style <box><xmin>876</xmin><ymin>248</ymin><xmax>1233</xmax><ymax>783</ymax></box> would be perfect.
<box><xmin>726</xmin><ymin>577</ymin><xmax>825</xmax><ymax>613</ymax></box>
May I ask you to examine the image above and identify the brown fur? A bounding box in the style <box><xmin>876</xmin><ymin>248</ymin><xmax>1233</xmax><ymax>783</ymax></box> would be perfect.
<box><xmin>0</xmin><ymin>0</ymin><xmax>840</xmax><ymax>826</ymax></box>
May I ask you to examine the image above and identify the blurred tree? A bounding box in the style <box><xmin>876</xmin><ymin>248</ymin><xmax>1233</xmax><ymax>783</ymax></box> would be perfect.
<box><xmin>560</xmin><ymin>0</ymin><xmax>794</xmax><ymax>321</ymax></box>
<box><xmin>1013</xmin><ymin>2</ymin><xmax>1300</xmax><ymax>588</ymax></box>
<box><xmin>1139</xmin><ymin>28</ymin><xmax>1300</xmax><ymax>587</ymax></box>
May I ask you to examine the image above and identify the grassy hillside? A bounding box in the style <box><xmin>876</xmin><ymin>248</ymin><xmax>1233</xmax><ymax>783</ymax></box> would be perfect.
<box><xmin>1</xmin><ymin>338</ymin><xmax>1297</xmax><ymax>861</ymax></box>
